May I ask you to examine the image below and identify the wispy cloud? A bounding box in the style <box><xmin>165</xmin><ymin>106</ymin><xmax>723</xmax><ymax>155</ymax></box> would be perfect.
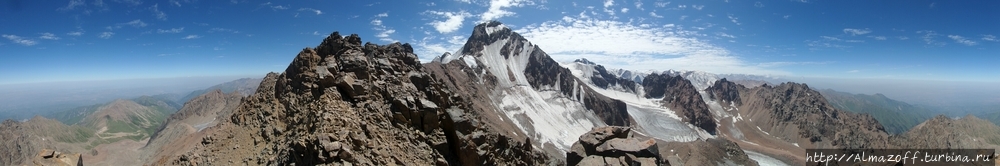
<box><xmin>208</xmin><ymin>28</ymin><xmax>240</xmax><ymax>33</ymax></box>
<box><xmin>98</xmin><ymin>32</ymin><xmax>114</xmax><ymax>39</ymax></box>
<box><xmin>150</xmin><ymin>4</ymin><xmax>167</xmax><ymax>20</ymax></box>
<box><xmin>947</xmin><ymin>35</ymin><xmax>977</xmax><ymax>46</ymax></box>
<box><xmin>157</xmin><ymin>27</ymin><xmax>184</xmax><ymax>33</ymax></box>
<box><xmin>728</xmin><ymin>14</ymin><xmax>741</xmax><ymax>25</ymax></box>
<box><xmin>692</xmin><ymin>5</ymin><xmax>704</xmax><ymax>10</ymax></box>
<box><xmin>118</xmin><ymin>19</ymin><xmax>148</xmax><ymax>28</ymax></box>
<box><xmin>917</xmin><ymin>30</ymin><xmax>945</xmax><ymax>46</ymax></box>
<box><xmin>39</xmin><ymin>33</ymin><xmax>60</xmax><ymax>40</ymax></box>
<box><xmin>649</xmin><ymin>11</ymin><xmax>664</xmax><ymax>18</ymax></box>
<box><xmin>983</xmin><ymin>35</ymin><xmax>997</xmax><ymax>42</ymax></box>
<box><xmin>371</xmin><ymin>13</ymin><xmax>397</xmax><ymax>42</ymax></box>
<box><xmin>426</xmin><ymin>10</ymin><xmax>472</xmax><ymax>34</ymax></box>
<box><xmin>848</xmin><ymin>70</ymin><xmax>860</xmax><ymax>73</ymax></box>
<box><xmin>480</xmin><ymin>0</ymin><xmax>533</xmax><ymax>22</ymax></box>
<box><xmin>2</xmin><ymin>35</ymin><xmax>38</xmax><ymax>46</ymax></box>
<box><xmin>58</xmin><ymin>0</ymin><xmax>86</xmax><ymax>11</ymax></box>
<box><xmin>298</xmin><ymin>8</ymin><xmax>322</xmax><ymax>15</ymax></box>
<box><xmin>259</xmin><ymin>2</ymin><xmax>289</xmax><ymax>10</ymax></box>
<box><xmin>754</xmin><ymin>1</ymin><xmax>764</xmax><ymax>7</ymax></box>
<box><xmin>843</xmin><ymin>28</ymin><xmax>871</xmax><ymax>36</ymax></box>
<box><xmin>655</xmin><ymin>2</ymin><xmax>671</xmax><ymax>7</ymax></box>
<box><xmin>66</xmin><ymin>31</ymin><xmax>84</xmax><ymax>36</ymax></box>
<box><xmin>871</xmin><ymin>36</ymin><xmax>887</xmax><ymax>40</ymax></box>
<box><xmin>182</xmin><ymin>35</ymin><xmax>201</xmax><ymax>39</ymax></box>
<box><xmin>756</xmin><ymin>61</ymin><xmax>832</xmax><ymax>67</ymax></box>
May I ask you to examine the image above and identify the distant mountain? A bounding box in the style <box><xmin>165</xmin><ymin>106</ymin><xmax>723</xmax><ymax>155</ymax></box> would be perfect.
<box><xmin>176</xmin><ymin>78</ymin><xmax>261</xmax><ymax>105</ymax></box>
<box><xmin>895</xmin><ymin>115</ymin><xmax>1000</xmax><ymax>149</ymax></box>
<box><xmin>145</xmin><ymin>89</ymin><xmax>243</xmax><ymax>162</ymax></box>
<box><xmin>817</xmin><ymin>89</ymin><xmax>938</xmax><ymax>134</ymax></box>
<box><xmin>80</xmin><ymin>99</ymin><xmax>171</xmax><ymax>141</ymax></box>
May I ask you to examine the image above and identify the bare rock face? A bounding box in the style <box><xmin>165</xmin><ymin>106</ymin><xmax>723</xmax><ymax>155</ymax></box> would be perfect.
<box><xmin>642</xmin><ymin>73</ymin><xmax>716</xmax><ymax>135</ymax></box>
<box><xmin>708</xmin><ymin>79</ymin><xmax>891</xmax><ymax>149</ymax></box>
<box><xmin>706</xmin><ymin>78</ymin><xmax>742</xmax><ymax>106</ymax></box>
<box><xmin>32</xmin><ymin>149</ymin><xmax>82</xmax><ymax>166</ymax></box>
<box><xmin>567</xmin><ymin>126</ymin><xmax>661</xmax><ymax>166</ymax></box>
<box><xmin>165</xmin><ymin>32</ymin><xmax>551</xmax><ymax>165</ymax></box>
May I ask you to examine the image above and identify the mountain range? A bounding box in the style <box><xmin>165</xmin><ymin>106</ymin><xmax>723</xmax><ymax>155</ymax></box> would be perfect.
<box><xmin>2</xmin><ymin>21</ymin><xmax>999</xmax><ymax>165</ymax></box>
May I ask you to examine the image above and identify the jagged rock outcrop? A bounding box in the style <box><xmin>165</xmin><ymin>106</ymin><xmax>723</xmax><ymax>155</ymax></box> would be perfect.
<box><xmin>574</xmin><ymin>59</ymin><xmax>639</xmax><ymax>93</ymax></box>
<box><xmin>706</xmin><ymin>78</ymin><xmax>742</xmax><ymax>106</ymax></box>
<box><xmin>642</xmin><ymin>73</ymin><xmax>716</xmax><ymax>134</ymax></box>
<box><xmin>164</xmin><ymin>31</ymin><xmax>552</xmax><ymax>165</ymax></box>
<box><xmin>566</xmin><ymin>126</ymin><xmax>661</xmax><ymax>166</ymax></box>
<box><xmin>31</xmin><ymin>149</ymin><xmax>82</xmax><ymax>166</ymax></box>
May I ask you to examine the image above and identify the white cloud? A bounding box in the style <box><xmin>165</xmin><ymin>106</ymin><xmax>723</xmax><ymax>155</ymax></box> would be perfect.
<box><xmin>259</xmin><ymin>2</ymin><xmax>288</xmax><ymax>10</ymax></box>
<box><xmin>756</xmin><ymin>61</ymin><xmax>831</xmax><ymax>67</ymax></box>
<box><xmin>157</xmin><ymin>27</ymin><xmax>184</xmax><ymax>33</ymax></box>
<box><xmin>98</xmin><ymin>32</ymin><xmax>114</xmax><ymax>39</ymax></box>
<box><xmin>692</xmin><ymin>5</ymin><xmax>704</xmax><ymax>10</ymax></box>
<box><xmin>843</xmin><ymin>28</ymin><xmax>871</xmax><ymax>36</ymax></box>
<box><xmin>299</xmin><ymin>8</ymin><xmax>322</xmax><ymax>15</ymax></box>
<box><xmin>66</xmin><ymin>31</ymin><xmax>84</xmax><ymax>36</ymax></box>
<box><xmin>754</xmin><ymin>1</ymin><xmax>764</xmax><ymax>7</ymax></box>
<box><xmin>983</xmin><ymin>35</ymin><xmax>997</xmax><ymax>42</ymax></box>
<box><xmin>655</xmin><ymin>2</ymin><xmax>671</xmax><ymax>7</ymax></box>
<box><xmin>845</xmin><ymin>40</ymin><xmax>865</xmax><ymax>43</ymax></box>
<box><xmin>39</xmin><ymin>33</ymin><xmax>60</xmax><ymax>40</ymax></box>
<box><xmin>728</xmin><ymin>15</ymin><xmax>741</xmax><ymax>25</ymax></box>
<box><xmin>717</xmin><ymin>32</ymin><xmax>736</xmax><ymax>38</ymax></box>
<box><xmin>2</xmin><ymin>35</ymin><xmax>38</xmax><ymax>46</ymax></box>
<box><xmin>783</xmin><ymin>15</ymin><xmax>790</xmax><ymax>19</ymax></box>
<box><xmin>208</xmin><ymin>28</ymin><xmax>240</xmax><ymax>33</ymax></box>
<box><xmin>917</xmin><ymin>30</ymin><xmax>944</xmax><ymax>46</ymax></box>
<box><xmin>480</xmin><ymin>0</ymin><xmax>531</xmax><ymax>22</ymax></box>
<box><xmin>872</xmin><ymin>36</ymin><xmax>887</xmax><ymax>40</ymax></box>
<box><xmin>513</xmin><ymin>16</ymin><xmax>787</xmax><ymax>75</ymax></box>
<box><xmin>897</xmin><ymin>36</ymin><xmax>909</xmax><ymax>40</ymax></box>
<box><xmin>948</xmin><ymin>35</ymin><xmax>977</xmax><ymax>46</ymax></box>
<box><xmin>170</xmin><ymin>0</ymin><xmax>182</xmax><ymax>7</ymax></box>
<box><xmin>621</xmin><ymin>8</ymin><xmax>629</xmax><ymax>13</ymax></box>
<box><xmin>151</xmin><ymin>4</ymin><xmax>167</xmax><ymax>20</ymax></box>
<box><xmin>634</xmin><ymin>1</ymin><xmax>643</xmax><ymax>10</ymax></box>
<box><xmin>58</xmin><ymin>0</ymin><xmax>85</xmax><ymax>11</ymax></box>
<box><xmin>371</xmin><ymin>13</ymin><xmax>397</xmax><ymax>42</ymax></box>
<box><xmin>426</xmin><ymin>10</ymin><xmax>472</xmax><ymax>34</ymax></box>
<box><xmin>649</xmin><ymin>11</ymin><xmax>663</xmax><ymax>18</ymax></box>
<box><xmin>848</xmin><ymin>70</ymin><xmax>860</xmax><ymax>73</ymax></box>
<box><xmin>820</xmin><ymin>36</ymin><xmax>841</xmax><ymax>41</ymax></box>
<box><xmin>604</xmin><ymin>0</ymin><xmax>614</xmax><ymax>8</ymax></box>
<box><xmin>123</xmin><ymin>19</ymin><xmax>148</xmax><ymax>27</ymax></box>
<box><xmin>182</xmin><ymin>35</ymin><xmax>201</xmax><ymax>39</ymax></box>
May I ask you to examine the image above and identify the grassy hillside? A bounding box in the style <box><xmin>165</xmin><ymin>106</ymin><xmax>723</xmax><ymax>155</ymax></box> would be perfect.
<box><xmin>818</xmin><ymin>89</ymin><xmax>938</xmax><ymax>134</ymax></box>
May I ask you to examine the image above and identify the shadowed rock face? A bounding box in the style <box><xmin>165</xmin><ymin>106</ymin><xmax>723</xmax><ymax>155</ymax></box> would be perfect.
<box><xmin>163</xmin><ymin>31</ymin><xmax>552</xmax><ymax>165</ymax></box>
<box><xmin>642</xmin><ymin>73</ymin><xmax>717</xmax><ymax>134</ymax></box>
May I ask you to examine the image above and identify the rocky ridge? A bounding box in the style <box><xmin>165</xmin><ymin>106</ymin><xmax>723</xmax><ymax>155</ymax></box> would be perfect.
<box><xmin>163</xmin><ymin>31</ymin><xmax>553</xmax><ymax>165</ymax></box>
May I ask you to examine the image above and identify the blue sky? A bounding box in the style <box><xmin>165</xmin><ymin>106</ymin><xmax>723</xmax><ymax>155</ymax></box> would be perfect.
<box><xmin>1</xmin><ymin>0</ymin><xmax>998</xmax><ymax>84</ymax></box>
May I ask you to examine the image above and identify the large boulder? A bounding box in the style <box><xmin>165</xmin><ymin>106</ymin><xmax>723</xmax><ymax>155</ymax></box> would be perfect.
<box><xmin>567</xmin><ymin>126</ymin><xmax>662</xmax><ymax>166</ymax></box>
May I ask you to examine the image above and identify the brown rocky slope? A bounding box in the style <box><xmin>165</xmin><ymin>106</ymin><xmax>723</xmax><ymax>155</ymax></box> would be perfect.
<box><xmin>159</xmin><ymin>32</ymin><xmax>554</xmax><ymax>165</ymax></box>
